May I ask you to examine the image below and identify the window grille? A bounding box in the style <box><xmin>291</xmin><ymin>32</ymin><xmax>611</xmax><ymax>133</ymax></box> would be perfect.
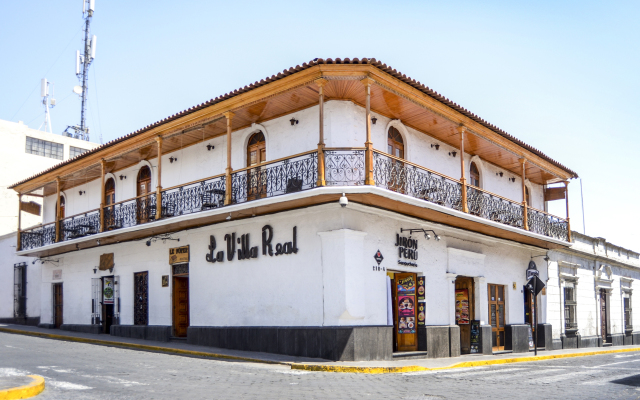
<box><xmin>564</xmin><ymin>286</ymin><xmax>577</xmax><ymax>330</ymax></box>
<box><xmin>13</xmin><ymin>264</ymin><xmax>27</xmax><ymax>319</ymax></box>
<box><xmin>70</xmin><ymin>146</ymin><xmax>88</xmax><ymax>159</ymax></box>
<box><xmin>624</xmin><ymin>295</ymin><xmax>632</xmax><ymax>331</ymax></box>
<box><xmin>25</xmin><ymin>136</ymin><xmax>63</xmax><ymax>160</ymax></box>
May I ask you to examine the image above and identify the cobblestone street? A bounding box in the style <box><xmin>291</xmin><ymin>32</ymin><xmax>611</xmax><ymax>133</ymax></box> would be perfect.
<box><xmin>1</xmin><ymin>333</ymin><xmax>639</xmax><ymax>399</ymax></box>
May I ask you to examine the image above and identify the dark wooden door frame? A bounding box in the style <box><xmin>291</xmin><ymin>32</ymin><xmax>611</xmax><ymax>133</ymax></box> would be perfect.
<box><xmin>53</xmin><ymin>283</ymin><xmax>63</xmax><ymax>329</ymax></box>
<box><xmin>134</xmin><ymin>271</ymin><xmax>149</xmax><ymax>326</ymax></box>
<box><xmin>600</xmin><ymin>289</ymin><xmax>608</xmax><ymax>343</ymax></box>
<box><xmin>172</xmin><ymin>276</ymin><xmax>190</xmax><ymax>337</ymax></box>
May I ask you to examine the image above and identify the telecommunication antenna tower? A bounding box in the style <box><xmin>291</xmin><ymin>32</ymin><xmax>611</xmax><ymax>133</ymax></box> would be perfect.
<box><xmin>63</xmin><ymin>0</ymin><xmax>96</xmax><ymax>141</ymax></box>
<box><xmin>39</xmin><ymin>78</ymin><xmax>56</xmax><ymax>134</ymax></box>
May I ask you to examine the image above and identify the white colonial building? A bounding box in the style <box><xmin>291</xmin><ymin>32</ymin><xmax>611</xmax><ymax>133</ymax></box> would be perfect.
<box><xmin>11</xmin><ymin>58</ymin><xmax>634</xmax><ymax>361</ymax></box>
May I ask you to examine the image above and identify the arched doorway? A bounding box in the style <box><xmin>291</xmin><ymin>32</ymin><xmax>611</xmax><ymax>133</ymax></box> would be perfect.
<box><xmin>137</xmin><ymin>166</ymin><xmax>153</xmax><ymax>223</ymax></box>
<box><xmin>387</xmin><ymin>126</ymin><xmax>404</xmax><ymax>159</ymax></box>
<box><xmin>387</xmin><ymin>127</ymin><xmax>405</xmax><ymax>193</ymax></box>
<box><xmin>247</xmin><ymin>132</ymin><xmax>266</xmax><ymax>200</ymax></box>
<box><xmin>470</xmin><ymin>162</ymin><xmax>480</xmax><ymax>188</ymax></box>
<box><xmin>58</xmin><ymin>195</ymin><xmax>65</xmax><ymax>219</ymax></box>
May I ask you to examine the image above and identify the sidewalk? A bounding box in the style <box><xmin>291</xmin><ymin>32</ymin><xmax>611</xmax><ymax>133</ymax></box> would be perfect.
<box><xmin>2</xmin><ymin>324</ymin><xmax>639</xmax><ymax>374</ymax></box>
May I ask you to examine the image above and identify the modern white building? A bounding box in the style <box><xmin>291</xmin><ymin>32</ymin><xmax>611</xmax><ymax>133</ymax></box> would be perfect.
<box><xmin>11</xmin><ymin>58</ymin><xmax>632</xmax><ymax>361</ymax></box>
<box><xmin>0</xmin><ymin>119</ymin><xmax>99</xmax><ymax>325</ymax></box>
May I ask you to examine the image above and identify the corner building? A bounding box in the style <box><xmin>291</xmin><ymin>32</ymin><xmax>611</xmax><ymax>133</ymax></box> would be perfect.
<box><xmin>12</xmin><ymin>58</ymin><xmax>582</xmax><ymax>360</ymax></box>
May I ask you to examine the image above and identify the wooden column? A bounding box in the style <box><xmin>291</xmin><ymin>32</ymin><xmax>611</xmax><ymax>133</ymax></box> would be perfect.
<box><xmin>224</xmin><ymin>111</ymin><xmax>234</xmax><ymax>205</ymax></box>
<box><xmin>361</xmin><ymin>77</ymin><xmax>375</xmax><ymax>185</ymax></box>
<box><xmin>458</xmin><ymin>126</ymin><xmax>468</xmax><ymax>213</ymax></box>
<box><xmin>100</xmin><ymin>159</ymin><xmax>106</xmax><ymax>232</ymax></box>
<box><xmin>155</xmin><ymin>136</ymin><xmax>163</xmax><ymax>220</ymax></box>
<box><xmin>520</xmin><ymin>158</ymin><xmax>528</xmax><ymax>230</ymax></box>
<box><xmin>316</xmin><ymin>78</ymin><xmax>328</xmax><ymax>187</ymax></box>
<box><xmin>55</xmin><ymin>177</ymin><xmax>61</xmax><ymax>242</ymax></box>
<box><xmin>16</xmin><ymin>193</ymin><xmax>22</xmax><ymax>251</ymax></box>
<box><xmin>564</xmin><ymin>180</ymin><xmax>572</xmax><ymax>242</ymax></box>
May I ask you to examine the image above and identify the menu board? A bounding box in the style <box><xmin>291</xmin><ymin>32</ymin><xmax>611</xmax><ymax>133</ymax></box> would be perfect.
<box><xmin>397</xmin><ymin>276</ymin><xmax>416</xmax><ymax>334</ymax></box>
<box><xmin>528</xmin><ymin>325</ymin><xmax>534</xmax><ymax>350</ymax></box>
<box><xmin>470</xmin><ymin>320</ymin><xmax>480</xmax><ymax>353</ymax></box>
<box><xmin>417</xmin><ymin>303</ymin><xmax>426</xmax><ymax>326</ymax></box>
<box><xmin>455</xmin><ymin>289</ymin><xmax>469</xmax><ymax>325</ymax></box>
<box><xmin>417</xmin><ymin>276</ymin><xmax>425</xmax><ymax>301</ymax></box>
<box><xmin>103</xmin><ymin>277</ymin><xmax>114</xmax><ymax>304</ymax></box>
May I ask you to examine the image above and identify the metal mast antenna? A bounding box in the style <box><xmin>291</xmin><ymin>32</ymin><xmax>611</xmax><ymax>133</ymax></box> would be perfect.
<box><xmin>39</xmin><ymin>79</ymin><xmax>55</xmax><ymax>134</ymax></box>
<box><xmin>64</xmin><ymin>0</ymin><xmax>96</xmax><ymax>141</ymax></box>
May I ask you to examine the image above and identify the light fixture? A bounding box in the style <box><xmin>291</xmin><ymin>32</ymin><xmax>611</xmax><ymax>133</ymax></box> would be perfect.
<box><xmin>509</xmin><ymin>177</ymin><xmax>516</xmax><ymax>182</ymax></box>
<box><xmin>146</xmin><ymin>240</ymin><xmax>151</xmax><ymax>246</ymax></box>
<box><xmin>93</xmin><ymin>267</ymin><xmax>97</xmax><ymax>274</ymax></box>
<box><xmin>96</xmin><ymin>239</ymin><xmax>100</xmax><ymax>245</ymax></box>
<box><xmin>371</xmin><ymin>116</ymin><xmax>377</xmax><ymax>125</ymax></box>
<box><xmin>431</xmin><ymin>144</ymin><xmax>440</xmax><ymax>150</ymax></box>
<box><xmin>226</xmin><ymin>213</ymin><xmax>232</xmax><ymax>220</ymax></box>
<box><xmin>119</xmin><ymin>175</ymin><xmax>127</xmax><ymax>180</ymax></box>
<box><xmin>145</xmin><ymin>234</ymin><xmax>180</xmax><ymax>246</ymax></box>
<box><xmin>339</xmin><ymin>193</ymin><xmax>348</xmax><ymax>208</ymax></box>
<box><xmin>448</xmin><ymin>151</ymin><xmax>457</xmax><ymax>157</ymax></box>
<box><xmin>109</xmin><ymin>267</ymin><xmax>113</xmax><ymax>273</ymax></box>
<box><xmin>206</xmin><ymin>144</ymin><xmax>215</xmax><ymax>151</ymax></box>
<box><xmin>289</xmin><ymin>118</ymin><xmax>299</xmax><ymax>126</ymax></box>
<box><xmin>400</xmin><ymin>228</ymin><xmax>441</xmax><ymax>241</ymax></box>
<box><xmin>496</xmin><ymin>172</ymin><xmax>503</xmax><ymax>177</ymax></box>
<box><xmin>169</xmin><ymin>156</ymin><xmax>178</xmax><ymax>163</ymax></box>
<box><xmin>79</xmin><ymin>190</ymin><xmax>85</xmax><ymax>195</ymax></box>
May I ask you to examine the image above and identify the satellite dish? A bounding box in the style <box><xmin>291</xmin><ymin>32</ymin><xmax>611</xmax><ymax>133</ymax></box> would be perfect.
<box><xmin>73</xmin><ymin>86</ymin><xmax>83</xmax><ymax>95</ymax></box>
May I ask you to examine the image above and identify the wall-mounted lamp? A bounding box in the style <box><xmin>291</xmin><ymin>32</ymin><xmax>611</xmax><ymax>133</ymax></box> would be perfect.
<box><xmin>371</xmin><ymin>116</ymin><xmax>377</xmax><ymax>125</ymax></box>
<box><xmin>431</xmin><ymin>144</ymin><xmax>440</xmax><ymax>150</ymax></box>
<box><xmin>496</xmin><ymin>172</ymin><xmax>503</xmax><ymax>177</ymax></box>
<box><xmin>289</xmin><ymin>118</ymin><xmax>299</xmax><ymax>126</ymax></box>
<box><xmin>79</xmin><ymin>190</ymin><xmax>85</xmax><ymax>195</ymax></box>
<box><xmin>448</xmin><ymin>151</ymin><xmax>457</xmax><ymax>157</ymax></box>
<box><xmin>96</xmin><ymin>240</ymin><xmax>101</xmax><ymax>246</ymax></box>
<box><xmin>119</xmin><ymin>175</ymin><xmax>127</xmax><ymax>180</ymax></box>
<box><xmin>93</xmin><ymin>267</ymin><xmax>97</xmax><ymax>274</ymax></box>
<box><xmin>400</xmin><ymin>228</ymin><xmax>441</xmax><ymax>241</ymax></box>
<box><xmin>109</xmin><ymin>267</ymin><xmax>113</xmax><ymax>273</ymax></box>
<box><xmin>509</xmin><ymin>177</ymin><xmax>516</xmax><ymax>182</ymax></box>
<box><xmin>226</xmin><ymin>213</ymin><xmax>232</xmax><ymax>221</ymax></box>
<box><xmin>206</xmin><ymin>144</ymin><xmax>215</xmax><ymax>151</ymax></box>
<box><xmin>169</xmin><ymin>156</ymin><xmax>178</xmax><ymax>163</ymax></box>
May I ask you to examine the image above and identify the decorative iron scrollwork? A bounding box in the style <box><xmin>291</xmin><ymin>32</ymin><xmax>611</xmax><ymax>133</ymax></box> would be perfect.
<box><xmin>467</xmin><ymin>187</ymin><xmax>524</xmax><ymax>228</ymax></box>
<box><xmin>325</xmin><ymin>150</ymin><xmax>365</xmax><ymax>186</ymax></box>
<box><xmin>134</xmin><ymin>271</ymin><xmax>148</xmax><ymax>326</ymax></box>
<box><xmin>104</xmin><ymin>194</ymin><xmax>156</xmax><ymax>231</ymax></box>
<box><xmin>20</xmin><ymin>223</ymin><xmax>56</xmax><ymax>250</ymax></box>
<box><xmin>161</xmin><ymin>175</ymin><xmax>226</xmax><ymax>217</ymax></box>
<box><xmin>527</xmin><ymin>208</ymin><xmax>568</xmax><ymax>241</ymax></box>
<box><xmin>59</xmin><ymin>210</ymin><xmax>101</xmax><ymax>241</ymax></box>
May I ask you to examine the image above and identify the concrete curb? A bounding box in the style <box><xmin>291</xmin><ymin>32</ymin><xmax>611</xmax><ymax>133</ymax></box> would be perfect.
<box><xmin>0</xmin><ymin>375</ymin><xmax>45</xmax><ymax>400</ymax></box>
<box><xmin>291</xmin><ymin>346</ymin><xmax>640</xmax><ymax>373</ymax></box>
<box><xmin>0</xmin><ymin>327</ymin><xmax>286</xmax><ymax>366</ymax></box>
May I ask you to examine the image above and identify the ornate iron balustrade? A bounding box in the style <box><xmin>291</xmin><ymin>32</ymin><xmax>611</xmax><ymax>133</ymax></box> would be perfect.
<box><xmin>325</xmin><ymin>149</ymin><xmax>365</xmax><ymax>186</ymax></box>
<box><xmin>104</xmin><ymin>193</ymin><xmax>156</xmax><ymax>231</ymax></box>
<box><xmin>161</xmin><ymin>175</ymin><xmax>226</xmax><ymax>217</ymax></box>
<box><xmin>20</xmin><ymin>223</ymin><xmax>56</xmax><ymax>250</ymax></box>
<box><xmin>528</xmin><ymin>207</ymin><xmax>569</xmax><ymax>241</ymax></box>
<box><xmin>59</xmin><ymin>210</ymin><xmax>101</xmax><ymax>241</ymax></box>
<box><xmin>467</xmin><ymin>187</ymin><xmax>524</xmax><ymax>228</ymax></box>
<box><xmin>231</xmin><ymin>151</ymin><xmax>317</xmax><ymax>204</ymax></box>
<box><xmin>373</xmin><ymin>151</ymin><xmax>462</xmax><ymax>211</ymax></box>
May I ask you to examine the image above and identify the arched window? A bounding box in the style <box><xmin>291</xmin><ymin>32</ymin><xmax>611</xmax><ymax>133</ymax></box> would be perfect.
<box><xmin>247</xmin><ymin>131</ymin><xmax>266</xmax><ymax>167</ymax></box>
<box><xmin>525</xmin><ymin>186</ymin><xmax>531</xmax><ymax>206</ymax></box>
<box><xmin>105</xmin><ymin>178</ymin><xmax>115</xmax><ymax>206</ymax></box>
<box><xmin>58</xmin><ymin>196</ymin><xmax>65</xmax><ymax>219</ymax></box>
<box><xmin>469</xmin><ymin>162</ymin><xmax>480</xmax><ymax>187</ymax></box>
<box><xmin>387</xmin><ymin>127</ymin><xmax>404</xmax><ymax>159</ymax></box>
<box><xmin>137</xmin><ymin>166</ymin><xmax>152</xmax><ymax>197</ymax></box>
<box><xmin>137</xmin><ymin>166</ymin><xmax>153</xmax><ymax>223</ymax></box>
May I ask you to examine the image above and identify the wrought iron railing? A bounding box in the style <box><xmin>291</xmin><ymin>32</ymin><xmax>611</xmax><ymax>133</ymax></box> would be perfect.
<box><xmin>104</xmin><ymin>193</ymin><xmax>156</xmax><ymax>231</ymax></box>
<box><xmin>528</xmin><ymin>207</ymin><xmax>569</xmax><ymax>241</ymax></box>
<box><xmin>161</xmin><ymin>175</ymin><xmax>226</xmax><ymax>217</ymax></box>
<box><xmin>325</xmin><ymin>149</ymin><xmax>365</xmax><ymax>186</ymax></box>
<box><xmin>467</xmin><ymin>186</ymin><xmax>524</xmax><ymax>228</ymax></box>
<box><xmin>373</xmin><ymin>151</ymin><xmax>462</xmax><ymax>211</ymax></box>
<box><xmin>20</xmin><ymin>223</ymin><xmax>56</xmax><ymax>250</ymax></box>
<box><xmin>231</xmin><ymin>151</ymin><xmax>317</xmax><ymax>204</ymax></box>
<box><xmin>59</xmin><ymin>209</ymin><xmax>101</xmax><ymax>241</ymax></box>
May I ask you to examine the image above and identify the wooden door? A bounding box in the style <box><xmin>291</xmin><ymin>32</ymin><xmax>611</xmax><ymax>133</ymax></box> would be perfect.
<box><xmin>247</xmin><ymin>132</ymin><xmax>266</xmax><ymax>200</ymax></box>
<box><xmin>134</xmin><ymin>272</ymin><xmax>148</xmax><ymax>326</ymax></box>
<box><xmin>600</xmin><ymin>289</ymin><xmax>608</xmax><ymax>342</ymax></box>
<box><xmin>59</xmin><ymin>196</ymin><xmax>65</xmax><ymax>219</ymax></box>
<box><xmin>392</xmin><ymin>273</ymin><xmax>418</xmax><ymax>352</ymax></box>
<box><xmin>53</xmin><ymin>283</ymin><xmax>63</xmax><ymax>328</ymax></box>
<box><xmin>455</xmin><ymin>277</ymin><xmax>475</xmax><ymax>354</ymax></box>
<box><xmin>488</xmin><ymin>284</ymin><xmax>506</xmax><ymax>351</ymax></box>
<box><xmin>137</xmin><ymin>167</ymin><xmax>152</xmax><ymax>223</ymax></box>
<box><xmin>387</xmin><ymin>127</ymin><xmax>405</xmax><ymax>193</ymax></box>
<box><xmin>173</xmin><ymin>277</ymin><xmax>190</xmax><ymax>337</ymax></box>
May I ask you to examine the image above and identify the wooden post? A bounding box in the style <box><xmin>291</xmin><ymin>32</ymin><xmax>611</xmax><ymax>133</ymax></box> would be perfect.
<box><xmin>458</xmin><ymin>126</ymin><xmax>468</xmax><ymax>213</ymax></box>
<box><xmin>361</xmin><ymin>77</ymin><xmax>375</xmax><ymax>185</ymax></box>
<box><xmin>100</xmin><ymin>159</ymin><xmax>106</xmax><ymax>232</ymax></box>
<box><xmin>316</xmin><ymin>78</ymin><xmax>328</xmax><ymax>187</ymax></box>
<box><xmin>55</xmin><ymin>177</ymin><xmax>61</xmax><ymax>242</ymax></box>
<box><xmin>16</xmin><ymin>193</ymin><xmax>22</xmax><ymax>251</ymax></box>
<box><xmin>520</xmin><ymin>158</ymin><xmax>528</xmax><ymax>230</ymax></box>
<box><xmin>224</xmin><ymin>111</ymin><xmax>234</xmax><ymax>205</ymax></box>
<box><xmin>564</xmin><ymin>180</ymin><xmax>572</xmax><ymax>242</ymax></box>
<box><xmin>155</xmin><ymin>136</ymin><xmax>163</xmax><ymax>220</ymax></box>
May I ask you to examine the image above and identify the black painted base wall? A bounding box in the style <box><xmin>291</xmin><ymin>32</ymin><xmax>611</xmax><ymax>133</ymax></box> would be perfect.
<box><xmin>562</xmin><ymin>331</ymin><xmax>578</xmax><ymax>349</ymax></box>
<box><xmin>505</xmin><ymin>325</ymin><xmax>530</xmax><ymax>353</ymax></box>
<box><xmin>608</xmin><ymin>333</ymin><xmax>625</xmax><ymax>346</ymax></box>
<box><xmin>0</xmin><ymin>317</ymin><xmax>39</xmax><ymax>326</ymax></box>
<box><xmin>60</xmin><ymin>324</ymin><xmax>102</xmax><ymax>335</ymax></box>
<box><xmin>624</xmin><ymin>332</ymin><xmax>633</xmax><ymax>345</ymax></box>
<box><xmin>479</xmin><ymin>325</ymin><xmax>492</xmax><ymax>355</ymax></box>
<box><xmin>110</xmin><ymin>325</ymin><xmax>171</xmax><ymax>342</ymax></box>
<box><xmin>579</xmin><ymin>335</ymin><xmax>601</xmax><ymax>348</ymax></box>
<box><xmin>552</xmin><ymin>339</ymin><xmax>562</xmax><ymax>350</ymax></box>
<box><xmin>38</xmin><ymin>323</ymin><xmax>55</xmax><ymax>329</ymax></box>
<box><xmin>425</xmin><ymin>326</ymin><xmax>450</xmax><ymax>359</ymax></box>
<box><xmin>187</xmin><ymin>326</ymin><xmax>392</xmax><ymax>361</ymax></box>
<box><xmin>537</xmin><ymin>323</ymin><xmax>553</xmax><ymax>350</ymax></box>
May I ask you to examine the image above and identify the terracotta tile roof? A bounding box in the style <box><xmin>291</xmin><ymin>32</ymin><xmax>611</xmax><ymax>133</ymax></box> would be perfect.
<box><xmin>10</xmin><ymin>57</ymin><xmax>577</xmax><ymax>189</ymax></box>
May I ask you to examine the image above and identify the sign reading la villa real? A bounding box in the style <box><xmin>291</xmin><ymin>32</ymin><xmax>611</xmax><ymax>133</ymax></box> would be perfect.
<box><xmin>206</xmin><ymin>225</ymin><xmax>298</xmax><ymax>263</ymax></box>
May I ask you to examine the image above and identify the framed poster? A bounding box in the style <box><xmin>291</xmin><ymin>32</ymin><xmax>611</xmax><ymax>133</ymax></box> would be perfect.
<box><xmin>398</xmin><ymin>295</ymin><xmax>416</xmax><ymax>334</ymax></box>
<box><xmin>417</xmin><ymin>276</ymin><xmax>425</xmax><ymax>301</ymax></box>
<box><xmin>455</xmin><ymin>289</ymin><xmax>470</xmax><ymax>325</ymax></box>
<box><xmin>417</xmin><ymin>302</ymin><xmax>426</xmax><ymax>326</ymax></box>
<box><xmin>470</xmin><ymin>320</ymin><xmax>480</xmax><ymax>353</ymax></box>
<box><xmin>103</xmin><ymin>277</ymin><xmax>114</xmax><ymax>304</ymax></box>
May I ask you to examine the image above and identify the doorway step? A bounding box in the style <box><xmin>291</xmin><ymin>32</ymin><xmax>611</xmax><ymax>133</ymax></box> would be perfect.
<box><xmin>392</xmin><ymin>351</ymin><xmax>428</xmax><ymax>360</ymax></box>
<box><xmin>170</xmin><ymin>336</ymin><xmax>187</xmax><ymax>343</ymax></box>
<box><xmin>491</xmin><ymin>350</ymin><xmax>513</xmax><ymax>355</ymax></box>
<box><xmin>603</xmin><ymin>342</ymin><xmax>613</xmax><ymax>347</ymax></box>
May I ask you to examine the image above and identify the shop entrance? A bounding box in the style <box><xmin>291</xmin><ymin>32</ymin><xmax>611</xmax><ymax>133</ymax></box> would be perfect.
<box><xmin>172</xmin><ymin>263</ymin><xmax>190</xmax><ymax>338</ymax></box>
<box><xmin>390</xmin><ymin>272</ymin><xmax>418</xmax><ymax>352</ymax></box>
<box><xmin>455</xmin><ymin>276</ymin><xmax>474</xmax><ymax>354</ymax></box>
<box><xmin>600</xmin><ymin>289</ymin><xmax>608</xmax><ymax>343</ymax></box>
<box><xmin>488</xmin><ymin>284</ymin><xmax>506</xmax><ymax>351</ymax></box>
<box><xmin>53</xmin><ymin>283</ymin><xmax>63</xmax><ymax>328</ymax></box>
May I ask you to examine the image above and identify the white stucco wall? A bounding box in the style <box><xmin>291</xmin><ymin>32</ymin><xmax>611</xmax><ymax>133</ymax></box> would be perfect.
<box><xmin>0</xmin><ymin>232</ymin><xmax>39</xmax><ymax>319</ymax></box>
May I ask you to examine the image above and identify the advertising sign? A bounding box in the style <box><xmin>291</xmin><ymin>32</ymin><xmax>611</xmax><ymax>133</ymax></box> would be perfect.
<box><xmin>417</xmin><ymin>302</ymin><xmax>426</xmax><ymax>327</ymax></box>
<box><xmin>417</xmin><ymin>276</ymin><xmax>425</xmax><ymax>301</ymax></box>
<box><xmin>470</xmin><ymin>320</ymin><xmax>480</xmax><ymax>353</ymax></box>
<box><xmin>103</xmin><ymin>277</ymin><xmax>114</xmax><ymax>304</ymax></box>
<box><xmin>397</xmin><ymin>276</ymin><xmax>416</xmax><ymax>334</ymax></box>
<box><xmin>169</xmin><ymin>245</ymin><xmax>190</xmax><ymax>265</ymax></box>
<box><xmin>455</xmin><ymin>289</ymin><xmax>470</xmax><ymax>325</ymax></box>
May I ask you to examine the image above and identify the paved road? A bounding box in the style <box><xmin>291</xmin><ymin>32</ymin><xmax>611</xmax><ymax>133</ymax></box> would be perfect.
<box><xmin>1</xmin><ymin>332</ymin><xmax>639</xmax><ymax>399</ymax></box>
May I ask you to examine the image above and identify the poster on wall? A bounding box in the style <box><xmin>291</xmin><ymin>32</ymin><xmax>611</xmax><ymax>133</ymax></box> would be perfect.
<box><xmin>470</xmin><ymin>320</ymin><xmax>480</xmax><ymax>353</ymax></box>
<box><xmin>417</xmin><ymin>276</ymin><xmax>425</xmax><ymax>301</ymax></box>
<box><xmin>417</xmin><ymin>303</ymin><xmax>426</xmax><ymax>326</ymax></box>
<box><xmin>455</xmin><ymin>289</ymin><xmax>470</xmax><ymax>325</ymax></box>
<box><xmin>398</xmin><ymin>296</ymin><xmax>416</xmax><ymax>334</ymax></box>
<box><xmin>103</xmin><ymin>277</ymin><xmax>114</xmax><ymax>304</ymax></box>
<box><xmin>527</xmin><ymin>325</ymin><xmax>534</xmax><ymax>350</ymax></box>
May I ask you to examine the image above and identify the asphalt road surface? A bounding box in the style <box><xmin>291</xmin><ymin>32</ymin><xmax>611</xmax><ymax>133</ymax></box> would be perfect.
<box><xmin>1</xmin><ymin>332</ymin><xmax>639</xmax><ymax>399</ymax></box>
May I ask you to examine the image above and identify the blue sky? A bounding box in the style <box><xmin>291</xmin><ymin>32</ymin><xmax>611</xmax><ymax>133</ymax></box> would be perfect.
<box><xmin>1</xmin><ymin>1</ymin><xmax>638</xmax><ymax>249</ymax></box>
